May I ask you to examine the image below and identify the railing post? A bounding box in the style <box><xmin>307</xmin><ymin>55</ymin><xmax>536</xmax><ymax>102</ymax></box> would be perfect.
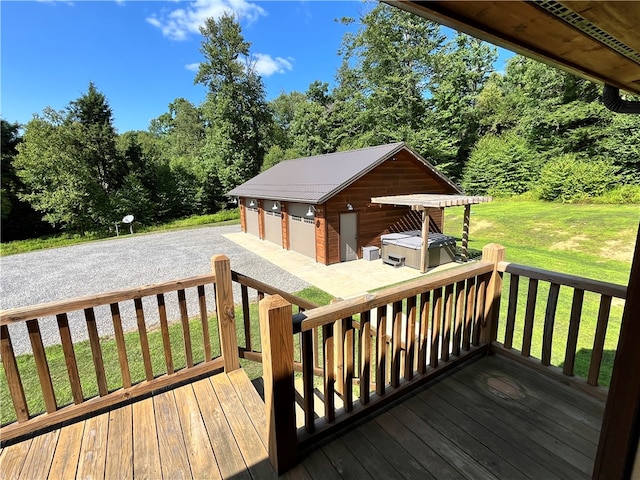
<box><xmin>212</xmin><ymin>254</ymin><xmax>240</xmax><ymax>372</ymax></box>
<box><xmin>259</xmin><ymin>295</ymin><xmax>297</xmax><ymax>474</ymax></box>
<box><xmin>481</xmin><ymin>244</ymin><xmax>506</xmax><ymax>346</ymax></box>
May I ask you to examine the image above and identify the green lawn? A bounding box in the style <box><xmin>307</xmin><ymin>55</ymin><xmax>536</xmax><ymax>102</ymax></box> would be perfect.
<box><xmin>444</xmin><ymin>198</ymin><xmax>638</xmax><ymax>386</ymax></box>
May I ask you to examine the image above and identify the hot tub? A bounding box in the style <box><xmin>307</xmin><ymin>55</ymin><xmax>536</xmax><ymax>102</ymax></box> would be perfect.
<box><xmin>381</xmin><ymin>231</ymin><xmax>456</xmax><ymax>269</ymax></box>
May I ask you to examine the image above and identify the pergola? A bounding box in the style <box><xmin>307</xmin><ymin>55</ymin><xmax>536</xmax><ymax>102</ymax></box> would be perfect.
<box><xmin>371</xmin><ymin>194</ymin><xmax>492</xmax><ymax>273</ymax></box>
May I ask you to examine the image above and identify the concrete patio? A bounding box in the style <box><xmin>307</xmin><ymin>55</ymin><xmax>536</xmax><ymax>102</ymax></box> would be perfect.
<box><xmin>224</xmin><ymin>231</ymin><xmax>464</xmax><ymax>298</ymax></box>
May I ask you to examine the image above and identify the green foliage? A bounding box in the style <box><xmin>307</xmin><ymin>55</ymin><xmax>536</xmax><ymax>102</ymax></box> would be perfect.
<box><xmin>587</xmin><ymin>185</ymin><xmax>640</xmax><ymax>204</ymax></box>
<box><xmin>462</xmin><ymin>132</ymin><xmax>537</xmax><ymax>196</ymax></box>
<box><xmin>537</xmin><ymin>154</ymin><xmax>620</xmax><ymax>202</ymax></box>
<box><xmin>261</xmin><ymin>145</ymin><xmax>300</xmax><ymax>171</ymax></box>
<box><xmin>196</xmin><ymin>14</ymin><xmax>272</xmax><ymax>201</ymax></box>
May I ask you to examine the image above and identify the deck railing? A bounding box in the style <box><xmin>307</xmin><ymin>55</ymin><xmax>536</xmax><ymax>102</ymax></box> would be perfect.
<box><xmin>231</xmin><ymin>270</ymin><xmax>318</xmax><ymax>367</ymax></box>
<box><xmin>258</xmin><ymin>244</ymin><xmax>503</xmax><ymax>472</ymax></box>
<box><xmin>491</xmin><ymin>261</ymin><xmax>627</xmax><ymax>400</ymax></box>
<box><xmin>0</xmin><ymin>255</ymin><xmax>240</xmax><ymax>442</ymax></box>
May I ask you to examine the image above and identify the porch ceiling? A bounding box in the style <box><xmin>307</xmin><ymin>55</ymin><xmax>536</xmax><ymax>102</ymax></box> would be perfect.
<box><xmin>389</xmin><ymin>1</ymin><xmax>640</xmax><ymax>96</ymax></box>
<box><xmin>371</xmin><ymin>194</ymin><xmax>492</xmax><ymax>208</ymax></box>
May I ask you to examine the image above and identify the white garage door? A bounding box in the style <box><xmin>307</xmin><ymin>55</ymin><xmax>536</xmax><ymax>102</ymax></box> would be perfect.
<box><xmin>288</xmin><ymin>203</ymin><xmax>316</xmax><ymax>260</ymax></box>
<box><xmin>264</xmin><ymin>202</ymin><xmax>283</xmax><ymax>245</ymax></box>
<box><xmin>245</xmin><ymin>198</ymin><xmax>259</xmax><ymax>237</ymax></box>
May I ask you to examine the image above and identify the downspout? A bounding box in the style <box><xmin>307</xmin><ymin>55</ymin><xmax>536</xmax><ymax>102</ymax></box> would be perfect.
<box><xmin>602</xmin><ymin>84</ymin><xmax>640</xmax><ymax>114</ymax></box>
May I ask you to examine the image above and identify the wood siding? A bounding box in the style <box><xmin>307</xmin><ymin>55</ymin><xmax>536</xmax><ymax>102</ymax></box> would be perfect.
<box><xmin>323</xmin><ymin>151</ymin><xmax>455</xmax><ymax>265</ymax></box>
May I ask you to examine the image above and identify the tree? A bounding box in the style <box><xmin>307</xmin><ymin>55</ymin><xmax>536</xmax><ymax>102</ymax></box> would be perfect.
<box><xmin>14</xmin><ymin>84</ymin><xmax>125</xmax><ymax>232</ymax></box>
<box><xmin>1</xmin><ymin>119</ymin><xmax>55</xmax><ymax>241</ymax></box>
<box><xmin>332</xmin><ymin>5</ymin><xmax>446</xmax><ymax>151</ymax></box>
<box><xmin>429</xmin><ymin>33</ymin><xmax>497</xmax><ymax>179</ymax></box>
<box><xmin>195</xmin><ymin>14</ymin><xmax>273</xmax><ymax>203</ymax></box>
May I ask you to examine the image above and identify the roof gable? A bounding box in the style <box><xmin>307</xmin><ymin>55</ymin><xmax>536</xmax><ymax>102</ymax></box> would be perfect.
<box><xmin>228</xmin><ymin>142</ymin><xmax>461</xmax><ymax>203</ymax></box>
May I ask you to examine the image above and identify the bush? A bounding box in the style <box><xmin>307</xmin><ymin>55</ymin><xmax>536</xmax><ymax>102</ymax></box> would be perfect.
<box><xmin>462</xmin><ymin>132</ymin><xmax>538</xmax><ymax>196</ymax></box>
<box><xmin>536</xmin><ymin>154</ymin><xmax>620</xmax><ymax>202</ymax></box>
<box><xmin>587</xmin><ymin>185</ymin><xmax>640</xmax><ymax>204</ymax></box>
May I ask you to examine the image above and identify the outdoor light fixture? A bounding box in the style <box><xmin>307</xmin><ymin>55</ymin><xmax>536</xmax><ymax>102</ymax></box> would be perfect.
<box><xmin>347</xmin><ymin>203</ymin><xmax>354</xmax><ymax>210</ymax></box>
<box><xmin>272</xmin><ymin>201</ymin><xmax>280</xmax><ymax>210</ymax></box>
<box><xmin>249</xmin><ymin>200</ymin><xmax>256</xmax><ymax>207</ymax></box>
<box><xmin>306</xmin><ymin>206</ymin><xmax>316</xmax><ymax>217</ymax></box>
<box><xmin>231</xmin><ymin>197</ymin><xmax>238</xmax><ymax>205</ymax></box>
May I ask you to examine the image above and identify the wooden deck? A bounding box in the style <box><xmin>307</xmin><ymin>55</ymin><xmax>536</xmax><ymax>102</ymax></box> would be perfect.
<box><xmin>0</xmin><ymin>355</ymin><xmax>604</xmax><ymax>479</ymax></box>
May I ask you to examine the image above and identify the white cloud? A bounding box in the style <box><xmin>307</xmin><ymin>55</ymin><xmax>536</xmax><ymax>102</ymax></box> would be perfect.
<box><xmin>249</xmin><ymin>54</ymin><xmax>293</xmax><ymax>77</ymax></box>
<box><xmin>146</xmin><ymin>0</ymin><xmax>266</xmax><ymax>41</ymax></box>
<box><xmin>185</xmin><ymin>62</ymin><xmax>201</xmax><ymax>72</ymax></box>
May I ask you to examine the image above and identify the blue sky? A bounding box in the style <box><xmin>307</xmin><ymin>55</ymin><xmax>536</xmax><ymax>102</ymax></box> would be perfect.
<box><xmin>2</xmin><ymin>1</ymin><xmax>514</xmax><ymax>133</ymax></box>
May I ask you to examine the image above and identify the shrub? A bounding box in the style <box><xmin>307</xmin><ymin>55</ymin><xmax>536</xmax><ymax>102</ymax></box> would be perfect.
<box><xmin>537</xmin><ymin>154</ymin><xmax>619</xmax><ymax>202</ymax></box>
<box><xmin>588</xmin><ymin>185</ymin><xmax>640</xmax><ymax>204</ymax></box>
<box><xmin>462</xmin><ymin>132</ymin><xmax>538</xmax><ymax>196</ymax></box>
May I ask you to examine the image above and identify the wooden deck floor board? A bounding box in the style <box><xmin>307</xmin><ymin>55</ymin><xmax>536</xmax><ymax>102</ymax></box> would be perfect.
<box><xmin>0</xmin><ymin>437</ymin><xmax>31</xmax><ymax>479</ymax></box>
<box><xmin>0</xmin><ymin>356</ymin><xmax>605</xmax><ymax>480</ymax></box>
<box><xmin>298</xmin><ymin>447</ymin><xmax>342</xmax><ymax>480</ymax></box>
<box><xmin>386</xmin><ymin>402</ymin><xmax>499</xmax><ymax>480</ymax></box>
<box><xmin>345</xmin><ymin>421</ymin><xmax>435</xmax><ymax>480</ymax></box>
<box><xmin>17</xmin><ymin>428</ymin><xmax>58</xmax><ymax>479</ymax></box>
<box><xmin>132</xmin><ymin>397</ymin><xmax>162</xmax><ymax>480</ymax></box>
<box><xmin>432</xmin><ymin>378</ymin><xmax>588</xmax><ymax>480</ymax></box>
<box><xmin>173</xmin><ymin>384</ymin><xmax>222</xmax><ymax>480</ymax></box>
<box><xmin>404</xmin><ymin>392</ymin><xmax>527</xmax><ymax>479</ymax></box>
<box><xmin>76</xmin><ymin>411</ymin><xmax>108</xmax><ymax>479</ymax></box>
<box><xmin>210</xmin><ymin>373</ymin><xmax>276</xmax><ymax>480</ymax></box>
<box><xmin>154</xmin><ymin>390</ymin><xmax>193</xmax><ymax>479</ymax></box>
<box><xmin>462</xmin><ymin>356</ymin><xmax>602</xmax><ymax>440</ymax></box>
<box><xmin>105</xmin><ymin>404</ymin><xmax>133</xmax><ymax>480</ymax></box>
<box><xmin>373</xmin><ymin>409</ymin><xmax>465</xmax><ymax>480</ymax></box>
<box><xmin>192</xmin><ymin>376</ymin><xmax>252</xmax><ymax>480</ymax></box>
<box><xmin>227</xmin><ymin>369</ymin><xmax>268</xmax><ymax>447</ymax></box>
<box><xmin>48</xmin><ymin>420</ymin><xmax>84</xmax><ymax>479</ymax></box>
<box><xmin>447</xmin><ymin>371</ymin><xmax>596</xmax><ymax>473</ymax></box>
<box><xmin>491</xmin><ymin>353</ymin><xmax>605</xmax><ymax>420</ymax></box>
<box><xmin>417</xmin><ymin>383</ymin><xmax>564</xmax><ymax>480</ymax></box>
<box><xmin>320</xmin><ymin>435</ymin><xmax>375</xmax><ymax>479</ymax></box>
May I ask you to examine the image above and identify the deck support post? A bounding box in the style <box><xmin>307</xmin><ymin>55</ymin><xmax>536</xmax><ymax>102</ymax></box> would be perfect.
<box><xmin>259</xmin><ymin>295</ymin><xmax>297</xmax><ymax>474</ymax></box>
<box><xmin>480</xmin><ymin>244</ymin><xmax>505</xmax><ymax>346</ymax></box>
<box><xmin>212</xmin><ymin>255</ymin><xmax>240</xmax><ymax>372</ymax></box>
<box><xmin>462</xmin><ymin>204</ymin><xmax>471</xmax><ymax>262</ymax></box>
<box><xmin>420</xmin><ymin>209</ymin><xmax>430</xmax><ymax>273</ymax></box>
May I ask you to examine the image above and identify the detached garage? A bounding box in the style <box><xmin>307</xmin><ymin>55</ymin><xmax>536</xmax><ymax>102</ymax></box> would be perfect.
<box><xmin>229</xmin><ymin>142</ymin><xmax>487</xmax><ymax>267</ymax></box>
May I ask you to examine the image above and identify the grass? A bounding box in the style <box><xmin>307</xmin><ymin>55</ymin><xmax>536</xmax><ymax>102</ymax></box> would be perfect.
<box><xmin>0</xmin><ymin>209</ymin><xmax>240</xmax><ymax>256</ymax></box>
<box><xmin>444</xmin><ymin>198</ymin><xmax>637</xmax><ymax>386</ymax></box>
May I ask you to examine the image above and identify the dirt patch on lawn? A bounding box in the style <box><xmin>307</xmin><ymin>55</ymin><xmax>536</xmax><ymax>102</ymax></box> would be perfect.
<box><xmin>549</xmin><ymin>235</ymin><xmax>588</xmax><ymax>252</ymax></box>
<box><xmin>600</xmin><ymin>238</ymin><xmax>635</xmax><ymax>263</ymax></box>
<box><xmin>470</xmin><ymin>219</ymin><xmax>495</xmax><ymax>234</ymax></box>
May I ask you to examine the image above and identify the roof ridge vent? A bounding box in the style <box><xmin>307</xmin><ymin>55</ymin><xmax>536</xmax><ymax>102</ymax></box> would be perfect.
<box><xmin>533</xmin><ymin>0</ymin><xmax>640</xmax><ymax>65</ymax></box>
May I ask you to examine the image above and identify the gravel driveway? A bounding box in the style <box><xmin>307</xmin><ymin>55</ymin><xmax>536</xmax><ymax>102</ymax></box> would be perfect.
<box><xmin>0</xmin><ymin>224</ymin><xmax>310</xmax><ymax>355</ymax></box>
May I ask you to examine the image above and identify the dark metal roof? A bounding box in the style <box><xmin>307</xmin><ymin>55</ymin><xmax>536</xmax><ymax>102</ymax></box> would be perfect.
<box><xmin>228</xmin><ymin>142</ymin><xmax>461</xmax><ymax>204</ymax></box>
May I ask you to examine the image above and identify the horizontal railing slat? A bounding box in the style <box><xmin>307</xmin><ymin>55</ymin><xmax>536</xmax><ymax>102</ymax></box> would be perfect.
<box><xmin>0</xmin><ymin>274</ymin><xmax>217</xmax><ymax>325</ymax></box>
<box><xmin>498</xmin><ymin>262</ymin><xmax>626</xmax><ymax>299</ymax></box>
<box><xmin>231</xmin><ymin>271</ymin><xmax>317</xmax><ymax>311</ymax></box>
<box><xmin>295</xmin><ymin>263</ymin><xmax>493</xmax><ymax>332</ymax></box>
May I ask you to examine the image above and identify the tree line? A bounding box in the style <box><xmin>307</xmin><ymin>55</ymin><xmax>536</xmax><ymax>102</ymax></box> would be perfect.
<box><xmin>2</xmin><ymin>5</ymin><xmax>638</xmax><ymax>241</ymax></box>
